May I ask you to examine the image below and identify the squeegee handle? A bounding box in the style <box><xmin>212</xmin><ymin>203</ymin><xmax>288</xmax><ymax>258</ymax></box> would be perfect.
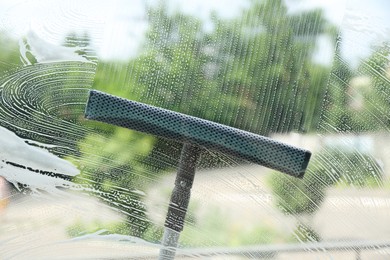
<box><xmin>85</xmin><ymin>90</ymin><xmax>311</xmax><ymax>178</ymax></box>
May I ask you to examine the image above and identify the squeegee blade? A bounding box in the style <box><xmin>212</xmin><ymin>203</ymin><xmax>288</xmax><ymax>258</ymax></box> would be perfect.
<box><xmin>85</xmin><ymin>90</ymin><xmax>311</xmax><ymax>178</ymax></box>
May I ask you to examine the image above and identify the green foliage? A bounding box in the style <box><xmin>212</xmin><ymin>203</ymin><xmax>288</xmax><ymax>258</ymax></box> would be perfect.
<box><xmin>291</xmin><ymin>222</ymin><xmax>321</xmax><ymax>242</ymax></box>
<box><xmin>269</xmin><ymin>148</ymin><xmax>382</xmax><ymax>215</ymax></box>
<box><xmin>64</xmin><ymin>31</ymin><xmax>160</xmax><ymax>237</ymax></box>
<box><xmin>355</xmin><ymin>43</ymin><xmax>390</xmax><ymax>130</ymax></box>
<box><xmin>329</xmin><ymin>150</ymin><xmax>383</xmax><ymax>187</ymax></box>
<box><xmin>67</xmin><ymin>219</ymin><xmax>129</xmax><ymax>238</ymax></box>
<box><xmin>135</xmin><ymin>0</ymin><xmax>332</xmax><ymax>135</ymax></box>
<box><xmin>73</xmin><ymin>128</ymin><xmax>155</xmax><ymax>236</ymax></box>
<box><xmin>268</xmin><ymin>147</ymin><xmax>382</xmax><ymax>242</ymax></box>
<box><xmin>269</xmin><ymin>167</ymin><xmax>327</xmax><ymax>216</ymax></box>
<box><xmin>138</xmin><ymin>5</ymin><xmax>210</xmax><ymax>118</ymax></box>
<box><xmin>0</xmin><ymin>33</ymin><xmax>22</xmax><ymax>72</ymax></box>
<box><xmin>179</xmin><ymin>207</ymin><xmax>284</xmax><ymax>247</ymax></box>
<box><xmin>320</xmin><ymin>42</ymin><xmax>355</xmax><ymax>132</ymax></box>
<box><xmin>322</xmin><ymin>42</ymin><xmax>390</xmax><ymax>133</ymax></box>
<box><xmin>77</xmin><ymin>128</ymin><xmax>154</xmax><ymax>180</ymax></box>
<box><xmin>142</xmin><ymin>224</ymin><xmax>164</xmax><ymax>243</ymax></box>
<box><xmin>207</xmin><ymin>1</ymin><xmax>331</xmax><ymax>134</ymax></box>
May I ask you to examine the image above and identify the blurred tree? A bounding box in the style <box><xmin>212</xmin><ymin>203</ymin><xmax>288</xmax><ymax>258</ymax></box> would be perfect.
<box><xmin>0</xmin><ymin>33</ymin><xmax>22</xmax><ymax>72</ymax></box>
<box><xmin>120</xmin><ymin>0</ymin><xmax>335</xmax><ymax>173</ymax></box>
<box><xmin>269</xmin><ymin>148</ymin><xmax>382</xmax><ymax>241</ymax></box>
<box><xmin>355</xmin><ymin>42</ymin><xmax>390</xmax><ymax>131</ymax></box>
<box><xmin>72</xmin><ymin>58</ymin><xmax>158</xmax><ymax>237</ymax></box>
<box><xmin>59</xmin><ymin>33</ymin><xmax>157</xmax><ymax>236</ymax></box>
<box><xmin>74</xmin><ymin>127</ymin><xmax>155</xmax><ymax>236</ymax></box>
<box><xmin>134</xmin><ymin>0</ymin><xmax>332</xmax><ymax>135</ymax></box>
<box><xmin>268</xmin><ymin>38</ymin><xmax>390</xmax><ymax>242</ymax></box>
<box><xmin>207</xmin><ymin>0</ymin><xmax>332</xmax><ymax>134</ymax></box>
<box><xmin>321</xmin><ymin>41</ymin><xmax>390</xmax><ymax>133</ymax></box>
<box><xmin>137</xmin><ymin>4</ymin><xmax>209</xmax><ymax>118</ymax></box>
<box><xmin>320</xmin><ymin>41</ymin><xmax>355</xmax><ymax>132</ymax></box>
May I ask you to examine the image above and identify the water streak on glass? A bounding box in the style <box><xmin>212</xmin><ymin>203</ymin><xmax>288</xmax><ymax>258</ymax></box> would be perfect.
<box><xmin>0</xmin><ymin>0</ymin><xmax>389</xmax><ymax>259</ymax></box>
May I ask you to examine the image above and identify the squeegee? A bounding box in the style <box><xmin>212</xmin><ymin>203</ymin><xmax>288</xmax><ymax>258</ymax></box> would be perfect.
<box><xmin>84</xmin><ymin>90</ymin><xmax>311</xmax><ymax>259</ymax></box>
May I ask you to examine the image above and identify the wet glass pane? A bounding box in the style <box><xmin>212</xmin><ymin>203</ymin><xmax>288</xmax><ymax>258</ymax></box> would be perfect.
<box><xmin>0</xmin><ymin>0</ymin><xmax>389</xmax><ymax>259</ymax></box>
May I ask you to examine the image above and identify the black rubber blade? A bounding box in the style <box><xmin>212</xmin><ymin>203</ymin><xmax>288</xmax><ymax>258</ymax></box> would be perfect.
<box><xmin>85</xmin><ymin>90</ymin><xmax>311</xmax><ymax>178</ymax></box>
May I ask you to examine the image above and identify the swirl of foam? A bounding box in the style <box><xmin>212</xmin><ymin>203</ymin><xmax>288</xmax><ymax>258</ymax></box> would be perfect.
<box><xmin>0</xmin><ymin>61</ymin><xmax>96</xmax><ymax>153</ymax></box>
<box><xmin>0</xmin><ymin>61</ymin><xmax>98</xmax><ymax>194</ymax></box>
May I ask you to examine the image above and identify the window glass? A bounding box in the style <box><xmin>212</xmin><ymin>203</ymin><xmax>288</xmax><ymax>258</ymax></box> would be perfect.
<box><xmin>0</xmin><ymin>0</ymin><xmax>389</xmax><ymax>259</ymax></box>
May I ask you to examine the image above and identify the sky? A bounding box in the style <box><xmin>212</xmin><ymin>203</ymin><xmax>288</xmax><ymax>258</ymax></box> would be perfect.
<box><xmin>0</xmin><ymin>0</ymin><xmax>389</xmax><ymax>66</ymax></box>
<box><xmin>341</xmin><ymin>0</ymin><xmax>390</xmax><ymax>67</ymax></box>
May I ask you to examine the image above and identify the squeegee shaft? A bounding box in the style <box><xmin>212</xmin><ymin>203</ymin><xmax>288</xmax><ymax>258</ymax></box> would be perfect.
<box><xmin>159</xmin><ymin>144</ymin><xmax>202</xmax><ymax>260</ymax></box>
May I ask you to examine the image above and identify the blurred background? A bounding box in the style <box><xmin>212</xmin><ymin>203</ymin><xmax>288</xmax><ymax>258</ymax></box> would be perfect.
<box><xmin>0</xmin><ymin>0</ymin><xmax>389</xmax><ymax>259</ymax></box>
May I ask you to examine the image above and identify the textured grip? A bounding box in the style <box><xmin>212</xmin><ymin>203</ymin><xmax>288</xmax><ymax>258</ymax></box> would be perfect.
<box><xmin>85</xmin><ymin>90</ymin><xmax>311</xmax><ymax>178</ymax></box>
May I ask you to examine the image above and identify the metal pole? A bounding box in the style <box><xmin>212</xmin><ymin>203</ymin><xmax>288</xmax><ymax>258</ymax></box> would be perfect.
<box><xmin>159</xmin><ymin>144</ymin><xmax>202</xmax><ymax>260</ymax></box>
<box><xmin>355</xmin><ymin>249</ymin><xmax>361</xmax><ymax>260</ymax></box>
